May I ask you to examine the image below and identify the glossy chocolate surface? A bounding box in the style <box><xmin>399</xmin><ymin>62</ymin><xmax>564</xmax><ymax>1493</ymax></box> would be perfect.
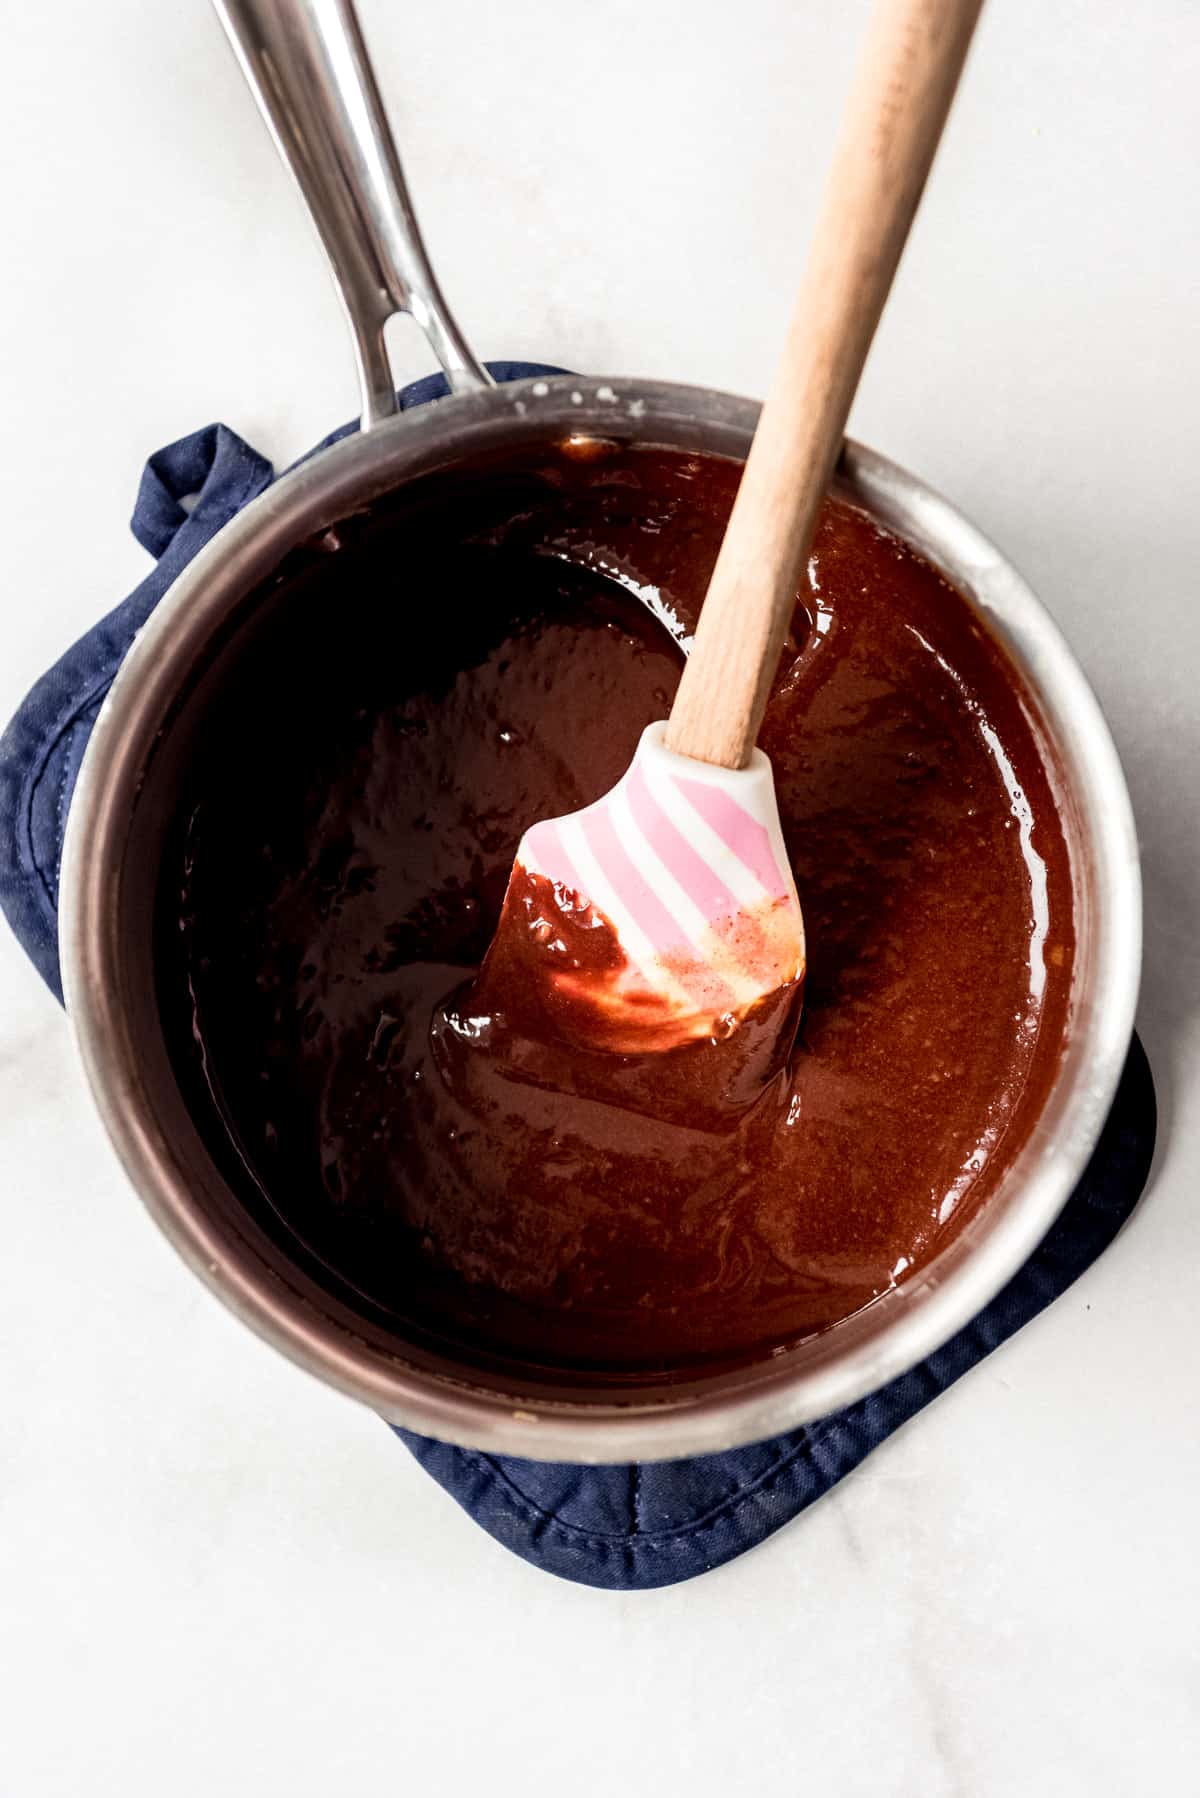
<box><xmin>157</xmin><ymin>444</ymin><xmax>1074</xmax><ymax>1380</ymax></box>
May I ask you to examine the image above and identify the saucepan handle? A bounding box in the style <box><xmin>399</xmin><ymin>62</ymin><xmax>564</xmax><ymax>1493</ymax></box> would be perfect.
<box><xmin>212</xmin><ymin>0</ymin><xmax>492</xmax><ymax>426</ymax></box>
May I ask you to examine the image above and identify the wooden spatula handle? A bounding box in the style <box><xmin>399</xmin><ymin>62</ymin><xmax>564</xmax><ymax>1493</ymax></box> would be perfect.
<box><xmin>665</xmin><ymin>0</ymin><xmax>984</xmax><ymax>769</ymax></box>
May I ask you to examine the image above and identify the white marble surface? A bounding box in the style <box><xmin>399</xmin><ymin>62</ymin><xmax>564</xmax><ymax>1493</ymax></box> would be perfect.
<box><xmin>2</xmin><ymin>1</ymin><xmax>1197</xmax><ymax>1791</ymax></box>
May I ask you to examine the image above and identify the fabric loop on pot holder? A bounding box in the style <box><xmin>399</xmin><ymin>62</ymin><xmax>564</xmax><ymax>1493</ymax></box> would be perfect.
<box><xmin>0</xmin><ymin>363</ymin><xmax>1158</xmax><ymax>1592</ymax></box>
<box><xmin>131</xmin><ymin>422</ymin><xmax>273</xmax><ymax>558</ymax></box>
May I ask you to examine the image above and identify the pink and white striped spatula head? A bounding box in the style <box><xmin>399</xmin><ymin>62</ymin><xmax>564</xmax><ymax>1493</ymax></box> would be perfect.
<box><xmin>481</xmin><ymin>722</ymin><xmax>805</xmax><ymax>1056</ymax></box>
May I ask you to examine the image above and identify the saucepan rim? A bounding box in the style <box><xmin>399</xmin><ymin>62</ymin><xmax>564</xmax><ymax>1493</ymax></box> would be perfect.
<box><xmin>59</xmin><ymin>374</ymin><xmax>1142</xmax><ymax>1462</ymax></box>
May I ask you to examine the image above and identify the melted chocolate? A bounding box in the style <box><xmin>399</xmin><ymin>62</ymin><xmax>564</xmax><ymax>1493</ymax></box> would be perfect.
<box><xmin>439</xmin><ymin>864</ymin><xmax>805</xmax><ymax>1131</ymax></box>
<box><xmin>157</xmin><ymin>445</ymin><xmax>1074</xmax><ymax>1381</ymax></box>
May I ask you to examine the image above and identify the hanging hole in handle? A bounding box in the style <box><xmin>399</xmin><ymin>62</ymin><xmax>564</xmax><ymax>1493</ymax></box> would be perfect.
<box><xmin>381</xmin><ymin>312</ymin><xmax>448</xmax><ymax>398</ymax></box>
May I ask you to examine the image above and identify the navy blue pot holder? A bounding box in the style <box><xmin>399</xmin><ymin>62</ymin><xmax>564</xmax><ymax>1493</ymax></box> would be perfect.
<box><xmin>0</xmin><ymin>365</ymin><xmax>1156</xmax><ymax>1591</ymax></box>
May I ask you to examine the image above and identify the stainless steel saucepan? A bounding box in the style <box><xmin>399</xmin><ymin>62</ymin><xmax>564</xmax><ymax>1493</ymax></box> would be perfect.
<box><xmin>59</xmin><ymin>0</ymin><xmax>1141</xmax><ymax>1461</ymax></box>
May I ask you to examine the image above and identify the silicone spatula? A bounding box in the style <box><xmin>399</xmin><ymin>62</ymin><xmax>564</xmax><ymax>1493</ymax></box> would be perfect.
<box><xmin>475</xmin><ymin>0</ymin><xmax>984</xmax><ymax>1063</ymax></box>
